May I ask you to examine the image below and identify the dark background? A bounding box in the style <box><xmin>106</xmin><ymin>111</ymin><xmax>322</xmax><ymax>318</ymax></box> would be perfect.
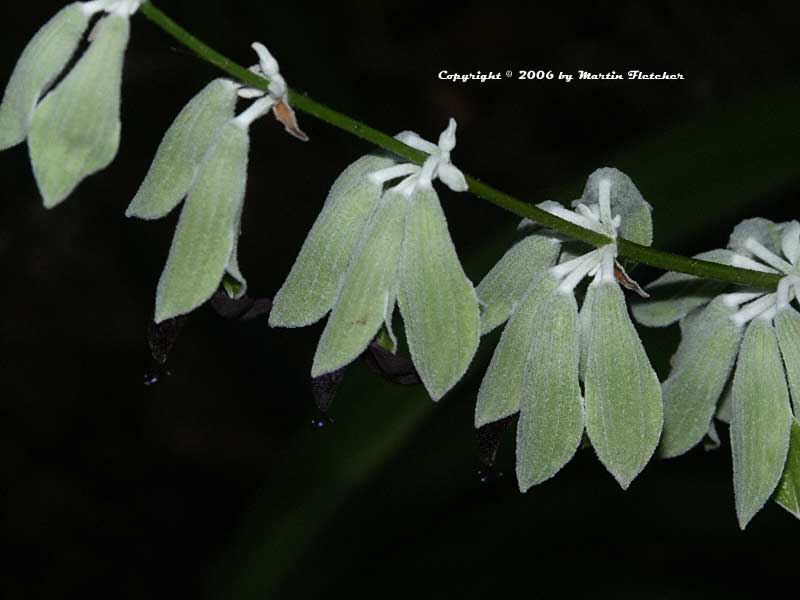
<box><xmin>2</xmin><ymin>1</ymin><xmax>800</xmax><ymax>598</ymax></box>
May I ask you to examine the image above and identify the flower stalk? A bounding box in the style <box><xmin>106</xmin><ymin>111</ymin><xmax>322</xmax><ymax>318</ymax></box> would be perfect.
<box><xmin>137</xmin><ymin>1</ymin><xmax>781</xmax><ymax>291</ymax></box>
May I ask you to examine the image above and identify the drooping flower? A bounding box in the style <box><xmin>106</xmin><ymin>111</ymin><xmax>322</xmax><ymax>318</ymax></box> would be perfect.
<box><xmin>633</xmin><ymin>218</ymin><xmax>800</xmax><ymax>527</ymax></box>
<box><xmin>126</xmin><ymin>43</ymin><xmax>306</xmax><ymax>323</ymax></box>
<box><xmin>0</xmin><ymin>1</ymin><xmax>142</xmax><ymax>207</ymax></box>
<box><xmin>270</xmin><ymin>120</ymin><xmax>480</xmax><ymax>401</ymax></box>
<box><xmin>476</xmin><ymin>168</ymin><xmax>663</xmax><ymax>491</ymax></box>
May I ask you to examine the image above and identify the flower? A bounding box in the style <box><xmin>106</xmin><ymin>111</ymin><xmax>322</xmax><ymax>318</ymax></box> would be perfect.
<box><xmin>476</xmin><ymin>168</ymin><xmax>662</xmax><ymax>491</ymax></box>
<box><xmin>126</xmin><ymin>43</ymin><xmax>306</xmax><ymax>323</ymax></box>
<box><xmin>633</xmin><ymin>217</ymin><xmax>800</xmax><ymax>528</ymax></box>
<box><xmin>270</xmin><ymin>119</ymin><xmax>479</xmax><ymax>401</ymax></box>
<box><xmin>0</xmin><ymin>1</ymin><xmax>142</xmax><ymax>207</ymax></box>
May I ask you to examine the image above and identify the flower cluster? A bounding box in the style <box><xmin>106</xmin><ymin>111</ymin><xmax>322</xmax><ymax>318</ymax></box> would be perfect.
<box><xmin>125</xmin><ymin>43</ymin><xmax>306</xmax><ymax>324</ymax></box>
<box><xmin>269</xmin><ymin>120</ymin><xmax>480</xmax><ymax>401</ymax></box>
<box><xmin>475</xmin><ymin>168</ymin><xmax>663</xmax><ymax>491</ymax></box>
<box><xmin>633</xmin><ymin>218</ymin><xmax>800</xmax><ymax>527</ymax></box>
<box><xmin>0</xmin><ymin>1</ymin><xmax>141</xmax><ymax>207</ymax></box>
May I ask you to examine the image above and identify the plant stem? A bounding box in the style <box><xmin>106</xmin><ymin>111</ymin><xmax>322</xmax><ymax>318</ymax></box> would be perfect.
<box><xmin>138</xmin><ymin>2</ymin><xmax>782</xmax><ymax>291</ymax></box>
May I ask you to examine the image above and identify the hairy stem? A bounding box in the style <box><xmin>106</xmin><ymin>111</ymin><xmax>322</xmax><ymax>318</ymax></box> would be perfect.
<box><xmin>138</xmin><ymin>1</ymin><xmax>782</xmax><ymax>291</ymax></box>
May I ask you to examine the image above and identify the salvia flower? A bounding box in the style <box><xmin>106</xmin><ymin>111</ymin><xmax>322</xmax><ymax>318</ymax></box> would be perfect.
<box><xmin>270</xmin><ymin>119</ymin><xmax>479</xmax><ymax>401</ymax></box>
<box><xmin>0</xmin><ymin>1</ymin><xmax>141</xmax><ymax>207</ymax></box>
<box><xmin>476</xmin><ymin>168</ymin><xmax>662</xmax><ymax>491</ymax></box>
<box><xmin>127</xmin><ymin>43</ymin><xmax>306</xmax><ymax>324</ymax></box>
<box><xmin>633</xmin><ymin>218</ymin><xmax>800</xmax><ymax>527</ymax></box>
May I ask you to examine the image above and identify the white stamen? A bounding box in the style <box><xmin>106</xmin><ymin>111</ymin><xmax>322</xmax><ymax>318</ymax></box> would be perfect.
<box><xmin>721</xmin><ymin>291</ymin><xmax>766</xmax><ymax>308</ymax></box>
<box><xmin>86</xmin><ymin>0</ymin><xmax>141</xmax><ymax>16</ymax></box>
<box><xmin>542</xmin><ymin>205</ymin><xmax>603</xmax><ymax>233</ymax></box>
<box><xmin>575</xmin><ymin>203</ymin><xmax>596</xmax><ymax>222</ymax></box>
<box><xmin>598</xmin><ymin>178</ymin><xmax>612</xmax><ymax>226</ymax></box>
<box><xmin>388</xmin><ymin>119</ymin><xmax>467</xmax><ymax>195</ymax></box>
<box><xmin>416</xmin><ymin>155</ymin><xmax>439</xmax><ymax>189</ymax></box>
<box><xmin>777</xmin><ymin>275</ymin><xmax>800</xmax><ymax>312</ymax></box>
<box><xmin>233</xmin><ymin>96</ymin><xmax>276</xmax><ymax>128</ymax></box>
<box><xmin>395</xmin><ymin>131</ymin><xmax>439</xmax><ymax>154</ymax></box>
<box><xmin>782</xmin><ymin>222</ymin><xmax>800</xmax><ymax>266</ymax></box>
<box><xmin>438</xmin><ymin>118</ymin><xmax>457</xmax><ymax>153</ymax></box>
<box><xmin>730</xmin><ymin>253</ymin><xmax>779</xmax><ymax>273</ymax></box>
<box><xmin>758</xmin><ymin>306</ymin><xmax>778</xmax><ymax>321</ymax></box>
<box><xmin>81</xmin><ymin>1</ymin><xmax>109</xmax><ymax>14</ymax></box>
<box><xmin>743</xmin><ymin>238</ymin><xmax>794</xmax><ymax>274</ymax></box>
<box><xmin>554</xmin><ymin>249</ymin><xmax>606</xmax><ymax>294</ymax></box>
<box><xmin>250</xmin><ymin>43</ymin><xmax>287</xmax><ymax>99</ymax></box>
<box><xmin>368</xmin><ymin>164</ymin><xmax>420</xmax><ymax>186</ymax></box>
<box><xmin>731</xmin><ymin>293</ymin><xmax>778</xmax><ymax>327</ymax></box>
<box><xmin>598</xmin><ymin>246</ymin><xmax>617</xmax><ymax>283</ymax></box>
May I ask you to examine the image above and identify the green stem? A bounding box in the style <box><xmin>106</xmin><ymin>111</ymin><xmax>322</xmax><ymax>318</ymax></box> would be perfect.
<box><xmin>138</xmin><ymin>2</ymin><xmax>782</xmax><ymax>291</ymax></box>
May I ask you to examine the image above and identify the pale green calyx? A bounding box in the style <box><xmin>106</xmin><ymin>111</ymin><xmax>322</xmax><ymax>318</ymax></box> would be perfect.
<box><xmin>0</xmin><ymin>1</ymin><xmax>141</xmax><ymax>206</ymax></box>
<box><xmin>633</xmin><ymin>218</ymin><xmax>800</xmax><ymax>528</ymax></box>
<box><xmin>153</xmin><ymin>52</ymin><xmax>300</xmax><ymax>322</ymax></box>
<box><xmin>476</xmin><ymin>169</ymin><xmax>662</xmax><ymax>491</ymax></box>
<box><xmin>133</xmin><ymin>42</ymin><xmax>307</xmax><ymax>322</ymax></box>
<box><xmin>273</xmin><ymin>120</ymin><xmax>478</xmax><ymax>401</ymax></box>
<box><xmin>126</xmin><ymin>79</ymin><xmax>240</xmax><ymax>220</ymax></box>
<box><xmin>0</xmin><ymin>3</ymin><xmax>90</xmax><ymax>150</ymax></box>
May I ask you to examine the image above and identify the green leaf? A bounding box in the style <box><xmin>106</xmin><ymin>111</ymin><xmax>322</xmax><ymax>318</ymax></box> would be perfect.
<box><xmin>584</xmin><ymin>281</ymin><xmax>662</xmax><ymax>489</ymax></box>
<box><xmin>658</xmin><ymin>298</ymin><xmax>742</xmax><ymax>458</ymax></box>
<box><xmin>475</xmin><ymin>273</ymin><xmax>559</xmax><ymax>426</ymax></box>
<box><xmin>775</xmin><ymin>419</ymin><xmax>800</xmax><ymax>520</ymax></box>
<box><xmin>28</xmin><ymin>14</ymin><xmax>130</xmax><ymax>208</ymax></box>
<box><xmin>731</xmin><ymin>317</ymin><xmax>793</xmax><ymax>529</ymax></box>
<box><xmin>631</xmin><ymin>249</ymin><xmax>736</xmax><ymax>328</ymax></box>
<box><xmin>311</xmin><ymin>190</ymin><xmax>407</xmax><ymax>377</ymax></box>
<box><xmin>126</xmin><ymin>79</ymin><xmax>239</xmax><ymax>220</ymax></box>
<box><xmin>775</xmin><ymin>306</ymin><xmax>800</xmax><ymax>415</ymax></box>
<box><xmin>578</xmin><ymin>168</ymin><xmax>653</xmax><ymax>246</ymax></box>
<box><xmin>0</xmin><ymin>3</ymin><xmax>89</xmax><ymax>150</ymax></box>
<box><xmin>269</xmin><ymin>155</ymin><xmax>394</xmax><ymax>328</ymax></box>
<box><xmin>398</xmin><ymin>186</ymin><xmax>480</xmax><ymax>401</ymax></box>
<box><xmin>516</xmin><ymin>290</ymin><xmax>584</xmax><ymax>490</ymax></box>
<box><xmin>155</xmin><ymin>122</ymin><xmax>249</xmax><ymax>323</ymax></box>
<box><xmin>476</xmin><ymin>232</ymin><xmax>560</xmax><ymax>335</ymax></box>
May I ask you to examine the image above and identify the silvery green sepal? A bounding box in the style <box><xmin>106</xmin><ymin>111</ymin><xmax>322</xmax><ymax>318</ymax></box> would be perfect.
<box><xmin>475</xmin><ymin>273</ymin><xmax>558</xmax><ymax>427</ymax></box>
<box><xmin>155</xmin><ymin>120</ymin><xmax>250</xmax><ymax>323</ymax></box>
<box><xmin>657</xmin><ymin>298</ymin><xmax>741</xmax><ymax>458</ymax></box>
<box><xmin>398</xmin><ymin>183</ymin><xmax>479</xmax><ymax>400</ymax></box>
<box><xmin>476</xmin><ymin>168</ymin><xmax>662</xmax><ymax>490</ymax></box>
<box><xmin>0</xmin><ymin>3</ymin><xmax>90</xmax><ymax>150</ymax></box>
<box><xmin>28</xmin><ymin>13</ymin><xmax>130</xmax><ymax>208</ymax></box>
<box><xmin>584</xmin><ymin>280</ymin><xmax>662</xmax><ymax>489</ymax></box>
<box><xmin>631</xmin><ymin>249</ymin><xmax>736</xmax><ymax>328</ymax></box>
<box><xmin>148</xmin><ymin>43</ymin><xmax>305</xmax><ymax>322</ymax></box>
<box><xmin>274</xmin><ymin>119</ymin><xmax>477</xmax><ymax>401</ymax></box>
<box><xmin>126</xmin><ymin>79</ymin><xmax>240</xmax><ymax>220</ymax></box>
<box><xmin>634</xmin><ymin>219</ymin><xmax>800</xmax><ymax>515</ymax></box>
<box><xmin>269</xmin><ymin>154</ymin><xmax>394</xmax><ymax>328</ymax></box>
<box><xmin>312</xmin><ymin>188</ymin><xmax>406</xmax><ymax>376</ymax></box>
<box><xmin>575</xmin><ymin>167</ymin><xmax>652</xmax><ymax>245</ymax></box>
<box><xmin>776</xmin><ymin>419</ymin><xmax>800</xmax><ymax>519</ymax></box>
<box><xmin>632</xmin><ymin>219</ymin><xmax>800</xmax><ymax>524</ymax></box>
<box><xmin>731</xmin><ymin>317</ymin><xmax>792</xmax><ymax>529</ymax></box>
<box><xmin>516</xmin><ymin>289</ymin><xmax>583</xmax><ymax>490</ymax></box>
<box><xmin>775</xmin><ymin>306</ymin><xmax>800</xmax><ymax>415</ymax></box>
<box><xmin>476</xmin><ymin>229</ymin><xmax>560</xmax><ymax>335</ymax></box>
